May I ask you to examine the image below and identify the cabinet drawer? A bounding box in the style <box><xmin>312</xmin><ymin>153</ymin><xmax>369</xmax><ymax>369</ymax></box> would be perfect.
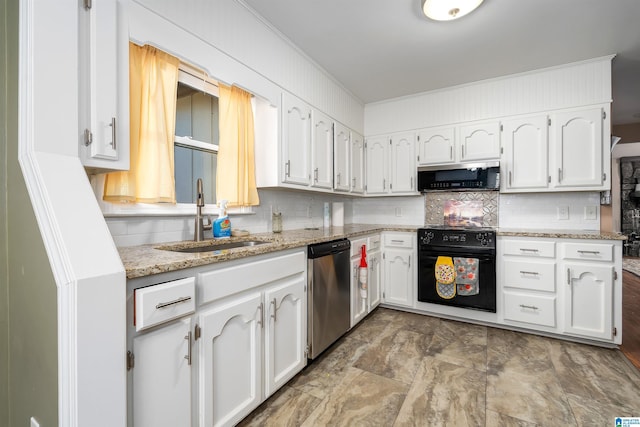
<box><xmin>199</xmin><ymin>251</ymin><xmax>306</xmax><ymax>305</ymax></box>
<box><xmin>368</xmin><ymin>234</ymin><xmax>382</xmax><ymax>252</ymax></box>
<box><xmin>384</xmin><ymin>233</ymin><xmax>414</xmax><ymax>248</ymax></box>
<box><xmin>503</xmin><ymin>291</ymin><xmax>556</xmax><ymax>328</ymax></box>
<box><xmin>134</xmin><ymin>277</ymin><xmax>196</xmax><ymax>331</ymax></box>
<box><xmin>561</xmin><ymin>242</ymin><xmax>613</xmax><ymax>262</ymax></box>
<box><xmin>502</xmin><ymin>240</ymin><xmax>555</xmax><ymax>258</ymax></box>
<box><xmin>503</xmin><ymin>259</ymin><xmax>556</xmax><ymax>292</ymax></box>
<box><xmin>350</xmin><ymin>237</ymin><xmax>368</xmax><ymax>258</ymax></box>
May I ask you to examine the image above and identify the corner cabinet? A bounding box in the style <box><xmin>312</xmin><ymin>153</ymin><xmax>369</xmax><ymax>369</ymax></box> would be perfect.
<box><xmin>497</xmin><ymin>236</ymin><xmax>622</xmax><ymax>344</ymax></box>
<box><xmin>501</xmin><ymin>105</ymin><xmax>610</xmax><ymax>193</ymax></box>
<box><xmin>79</xmin><ymin>0</ymin><xmax>129</xmax><ymax>171</ymax></box>
<box><xmin>365</xmin><ymin>133</ymin><xmax>417</xmax><ymax>196</ymax></box>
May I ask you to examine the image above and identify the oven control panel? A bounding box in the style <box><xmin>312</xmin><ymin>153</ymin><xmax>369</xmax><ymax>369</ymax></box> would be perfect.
<box><xmin>418</xmin><ymin>228</ymin><xmax>495</xmax><ymax>249</ymax></box>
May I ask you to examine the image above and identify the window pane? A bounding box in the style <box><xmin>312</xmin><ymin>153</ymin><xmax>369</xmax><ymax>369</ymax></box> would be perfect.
<box><xmin>174</xmin><ymin>80</ymin><xmax>219</xmax><ymax>204</ymax></box>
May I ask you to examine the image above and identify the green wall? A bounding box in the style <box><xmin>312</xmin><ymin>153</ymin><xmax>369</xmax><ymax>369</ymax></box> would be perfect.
<box><xmin>0</xmin><ymin>0</ymin><xmax>9</xmax><ymax>423</ymax></box>
<box><xmin>2</xmin><ymin>0</ymin><xmax>59</xmax><ymax>425</ymax></box>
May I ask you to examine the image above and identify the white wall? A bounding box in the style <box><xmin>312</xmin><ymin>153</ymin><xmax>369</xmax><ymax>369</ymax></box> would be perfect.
<box><xmin>365</xmin><ymin>56</ymin><xmax>612</xmax><ymax>136</ymax></box>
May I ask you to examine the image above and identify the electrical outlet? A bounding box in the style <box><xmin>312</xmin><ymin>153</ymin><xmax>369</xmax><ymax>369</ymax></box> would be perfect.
<box><xmin>395</xmin><ymin>207</ymin><xmax>402</xmax><ymax>217</ymax></box>
<box><xmin>30</xmin><ymin>417</ymin><xmax>40</xmax><ymax>427</ymax></box>
<box><xmin>584</xmin><ymin>205</ymin><xmax>597</xmax><ymax>220</ymax></box>
<box><xmin>557</xmin><ymin>206</ymin><xmax>569</xmax><ymax>220</ymax></box>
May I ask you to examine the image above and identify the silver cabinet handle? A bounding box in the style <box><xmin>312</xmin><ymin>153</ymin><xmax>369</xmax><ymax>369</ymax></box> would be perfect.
<box><xmin>270</xmin><ymin>298</ymin><xmax>277</xmax><ymax>322</ymax></box>
<box><xmin>410</xmin><ymin>176</ymin><xmax>414</xmax><ymax>189</ymax></box>
<box><xmin>567</xmin><ymin>268</ymin><xmax>571</xmax><ymax>285</ymax></box>
<box><xmin>337</xmin><ymin>172</ymin><xmax>341</xmax><ymax>185</ymax></box>
<box><xmin>558</xmin><ymin>168</ymin><xmax>562</xmax><ymax>183</ymax></box>
<box><xmin>449</xmin><ymin>146</ymin><xmax>453</xmax><ymax>159</ymax></box>
<box><xmin>383</xmin><ymin>179</ymin><xmax>386</xmax><ymax>190</ymax></box>
<box><xmin>352</xmin><ymin>177</ymin><xmax>356</xmax><ymax>189</ymax></box>
<box><xmin>408</xmin><ymin>255</ymin><xmax>411</xmax><ymax>269</ymax></box>
<box><xmin>519</xmin><ymin>248</ymin><xmax>539</xmax><ymax>253</ymax></box>
<box><xmin>257</xmin><ymin>302</ymin><xmax>264</xmax><ymax>328</ymax></box>
<box><xmin>391</xmin><ymin>239</ymin><xmax>404</xmax><ymax>243</ymax></box>
<box><xmin>314</xmin><ymin>168</ymin><xmax>318</xmax><ymax>183</ymax></box>
<box><xmin>577</xmin><ymin>250</ymin><xmax>600</xmax><ymax>255</ymax></box>
<box><xmin>156</xmin><ymin>296</ymin><xmax>191</xmax><ymax>309</ymax></box>
<box><xmin>519</xmin><ymin>304</ymin><xmax>539</xmax><ymax>310</ymax></box>
<box><xmin>509</xmin><ymin>171</ymin><xmax>512</xmax><ymax>187</ymax></box>
<box><xmin>184</xmin><ymin>331</ymin><xmax>192</xmax><ymax>366</ymax></box>
<box><xmin>519</xmin><ymin>271</ymin><xmax>539</xmax><ymax>276</ymax></box>
<box><xmin>461</xmin><ymin>145</ymin><xmax>465</xmax><ymax>159</ymax></box>
<box><xmin>110</xmin><ymin>117</ymin><xmax>117</xmax><ymax>150</ymax></box>
<box><xmin>284</xmin><ymin>160</ymin><xmax>291</xmax><ymax>177</ymax></box>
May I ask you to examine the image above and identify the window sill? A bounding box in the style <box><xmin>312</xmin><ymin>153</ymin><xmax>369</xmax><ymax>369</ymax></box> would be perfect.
<box><xmin>100</xmin><ymin>202</ymin><xmax>255</xmax><ymax>218</ymax></box>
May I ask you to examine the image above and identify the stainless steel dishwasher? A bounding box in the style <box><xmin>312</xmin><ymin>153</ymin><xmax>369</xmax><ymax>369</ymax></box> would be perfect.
<box><xmin>307</xmin><ymin>238</ymin><xmax>351</xmax><ymax>359</ymax></box>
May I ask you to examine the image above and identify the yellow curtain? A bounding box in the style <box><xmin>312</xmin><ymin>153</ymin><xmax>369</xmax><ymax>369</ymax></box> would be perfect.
<box><xmin>103</xmin><ymin>43</ymin><xmax>180</xmax><ymax>203</ymax></box>
<box><xmin>216</xmin><ymin>84</ymin><xmax>260</xmax><ymax>207</ymax></box>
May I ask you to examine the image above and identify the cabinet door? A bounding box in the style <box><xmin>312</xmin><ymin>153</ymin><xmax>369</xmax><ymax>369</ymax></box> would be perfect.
<box><xmin>199</xmin><ymin>291</ymin><xmax>263</xmax><ymax>427</ymax></box>
<box><xmin>334</xmin><ymin>123</ymin><xmax>351</xmax><ymax>191</ymax></box>
<box><xmin>311</xmin><ymin>110</ymin><xmax>333</xmax><ymax>189</ymax></box>
<box><xmin>417</xmin><ymin>126</ymin><xmax>455</xmax><ymax>165</ymax></box>
<box><xmin>553</xmin><ymin>108</ymin><xmax>603</xmax><ymax>188</ymax></box>
<box><xmin>390</xmin><ymin>132</ymin><xmax>416</xmax><ymax>193</ymax></box>
<box><xmin>564</xmin><ymin>263</ymin><xmax>613</xmax><ymax>340</ymax></box>
<box><xmin>282</xmin><ymin>93</ymin><xmax>311</xmax><ymax>186</ymax></box>
<box><xmin>351</xmin><ymin>258</ymin><xmax>368</xmax><ymax>327</ymax></box>
<box><xmin>350</xmin><ymin>131</ymin><xmax>365</xmax><ymax>193</ymax></box>
<box><xmin>264</xmin><ymin>275</ymin><xmax>307</xmax><ymax>397</ymax></box>
<box><xmin>459</xmin><ymin>121</ymin><xmax>501</xmax><ymax>162</ymax></box>
<box><xmin>132</xmin><ymin>318</ymin><xmax>192</xmax><ymax>427</ymax></box>
<box><xmin>383</xmin><ymin>248</ymin><xmax>414</xmax><ymax>307</ymax></box>
<box><xmin>502</xmin><ymin>115</ymin><xmax>549</xmax><ymax>191</ymax></box>
<box><xmin>368</xmin><ymin>252</ymin><xmax>382</xmax><ymax>310</ymax></box>
<box><xmin>365</xmin><ymin>136</ymin><xmax>389</xmax><ymax>194</ymax></box>
<box><xmin>81</xmin><ymin>0</ymin><xmax>129</xmax><ymax>170</ymax></box>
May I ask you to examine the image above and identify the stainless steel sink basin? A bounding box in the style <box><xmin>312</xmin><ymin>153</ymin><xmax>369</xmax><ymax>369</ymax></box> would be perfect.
<box><xmin>161</xmin><ymin>240</ymin><xmax>269</xmax><ymax>253</ymax></box>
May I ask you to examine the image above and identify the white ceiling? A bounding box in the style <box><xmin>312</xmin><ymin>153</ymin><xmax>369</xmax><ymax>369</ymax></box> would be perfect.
<box><xmin>242</xmin><ymin>0</ymin><xmax>640</xmax><ymax>125</ymax></box>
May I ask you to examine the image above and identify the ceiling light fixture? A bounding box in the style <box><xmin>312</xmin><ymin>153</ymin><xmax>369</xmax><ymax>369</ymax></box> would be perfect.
<box><xmin>422</xmin><ymin>0</ymin><xmax>484</xmax><ymax>21</ymax></box>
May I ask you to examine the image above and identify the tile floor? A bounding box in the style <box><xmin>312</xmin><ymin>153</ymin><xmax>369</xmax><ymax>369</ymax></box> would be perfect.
<box><xmin>239</xmin><ymin>308</ymin><xmax>640</xmax><ymax>427</ymax></box>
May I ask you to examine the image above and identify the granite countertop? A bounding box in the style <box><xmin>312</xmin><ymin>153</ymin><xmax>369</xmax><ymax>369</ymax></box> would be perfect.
<box><xmin>496</xmin><ymin>228</ymin><xmax>627</xmax><ymax>241</ymax></box>
<box><xmin>119</xmin><ymin>224</ymin><xmax>419</xmax><ymax>279</ymax></box>
<box><xmin>119</xmin><ymin>224</ymin><xmax>626</xmax><ymax>279</ymax></box>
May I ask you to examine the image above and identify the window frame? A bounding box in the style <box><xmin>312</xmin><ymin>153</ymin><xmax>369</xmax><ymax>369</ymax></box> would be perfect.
<box><xmin>95</xmin><ymin>63</ymin><xmax>255</xmax><ymax>217</ymax></box>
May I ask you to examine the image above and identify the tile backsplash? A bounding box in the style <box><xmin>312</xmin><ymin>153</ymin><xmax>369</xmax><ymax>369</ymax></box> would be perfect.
<box><xmin>424</xmin><ymin>191</ymin><xmax>499</xmax><ymax>227</ymax></box>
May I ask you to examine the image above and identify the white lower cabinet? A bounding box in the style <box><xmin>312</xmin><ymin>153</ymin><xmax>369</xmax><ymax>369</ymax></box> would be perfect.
<box><xmin>350</xmin><ymin>234</ymin><xmax>382</xmax><ymax>327</ymax></box>
<box><xmin>498</xmin><ymin>236</ymin><xmax>621</xmax><ymax>344</ymax></box>
<box><xmin>132</xmin><ymin>317</ymin><xmax>193</xmax><ymax>427</ymax></box>
<box><xmin>127</xmin><ymin>250</ymin><xmax>307</xmax><ymax>427</ymax></box>
<box><xmin>382</xmin><ymin>232</ymin><xmax>415</xmax><ymax>308</ymax></box>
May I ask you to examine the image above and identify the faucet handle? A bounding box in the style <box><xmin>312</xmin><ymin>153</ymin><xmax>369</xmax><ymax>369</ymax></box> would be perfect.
<box><xmin>196</xmin><ymin>178</ymin><xmax>205</xmax><ymax>207</ymax></box>
<box><xmin>203</xmin><ymin>216</ymin><xmax>212</xmax><ymax>230</ymax></box>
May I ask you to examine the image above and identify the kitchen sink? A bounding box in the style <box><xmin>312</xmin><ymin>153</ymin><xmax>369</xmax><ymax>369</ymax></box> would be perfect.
<box><xmin>160</xmin><ymin>240</ymin><xmax>269</xmax><ymax>253</ymax></box>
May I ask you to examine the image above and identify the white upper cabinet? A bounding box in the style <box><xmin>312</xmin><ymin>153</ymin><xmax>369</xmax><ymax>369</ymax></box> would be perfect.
<box><xmin>365</xmin><ymin>136</ymin><xmax>389</xmax><ymax>194</ymax></box>
<box><xmin>350</xmin><ymin>131</ymin><xmax>365</xmax><ymax>194</ymax></box>
<box><xmin>552</xmin><ymin>107</ymin><xmax>604</xmax><ymax>189</ymax></box>
<box><xmin>417</xmin><ymin>121</ymin><xmax>500</xmax><ymax>166</ymax></box>
<box><xmin>365</xmin><ymin>133</ymin><xmax>416</xmax><ymax>195</ymax></box>
<box><xmin>311</xmin><ymin>110</ymin><xmax>334</xmax><ymax>189</ymax></box>
<box><xmin>390</xmin><ymin>132</ymin><xmax>416</xmax><ymax>193</ymax></box>
<box><xmin>502</xmin><ymin>105</ymin><xmax>609</xmax><ymax>193</ymax></box>
<box><xmin>459</xmin><ymin>121</ymin><xmax>501</xmax><ymax>162</ymax></box>
<box><xmin>417</xmin><ymin>126</ymin><xmax>455</xmax><ymax>165</ymax></box>
<box><xmin>334</xmin><ymin>122</ymin><xmax>351</xmax><ymax>192</ymax></box>
<box><xmin>80</xmin><ymin>0</ymin><xmax>129</xmax><ymax>171</ymax></box>
<box><xmin>282</xmin><ymin>92</ymin><xmax>312</xmax><ymax>186</ymax></box>
<box><xmin>501</xmin><ymin>115</ymin><xmax>549</xmax><ymax>191</ymax></box>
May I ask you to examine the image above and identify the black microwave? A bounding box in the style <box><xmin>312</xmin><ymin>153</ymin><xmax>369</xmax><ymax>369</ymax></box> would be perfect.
<box><xmin>418</xmin><ymin>162</ymin><xmax>500</xmax><ymax>191</ymax></box>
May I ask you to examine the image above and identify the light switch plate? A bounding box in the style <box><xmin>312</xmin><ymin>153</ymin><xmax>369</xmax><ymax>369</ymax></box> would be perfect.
<box><xmin>584</xmin><ymin>205</ymin><xmax>597</xmax><ymax>220</ymax></box>
<box><xmin>557</xmin><ymin>206</ymin><xmax>569</xmax><ymax>220</ymax></box>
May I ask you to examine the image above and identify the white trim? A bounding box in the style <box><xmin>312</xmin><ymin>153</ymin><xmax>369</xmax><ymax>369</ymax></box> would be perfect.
<box><xmin>18</xmin><ymin>1</ymin><xmax>77</xmax><ymax>425</ymax></box>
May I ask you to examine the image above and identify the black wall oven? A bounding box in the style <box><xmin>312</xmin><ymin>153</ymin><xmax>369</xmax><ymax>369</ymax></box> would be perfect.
<box><xmin>417</xmin><ymin>227</ymin><xmax>496</xmax><ymax>312</ymax></box>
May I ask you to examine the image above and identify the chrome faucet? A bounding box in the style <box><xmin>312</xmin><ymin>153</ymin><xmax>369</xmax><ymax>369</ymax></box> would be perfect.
<box><xmin>194</xmin><ymin>178</ymin><xmax>211</xmax><ymax>241</ymax></box>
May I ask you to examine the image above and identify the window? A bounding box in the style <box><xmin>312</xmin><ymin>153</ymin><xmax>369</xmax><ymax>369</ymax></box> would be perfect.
<box><xmin>174</xmin><ymin>66</ymin><xmax>219</xmax><ymax>204</ymax></box>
